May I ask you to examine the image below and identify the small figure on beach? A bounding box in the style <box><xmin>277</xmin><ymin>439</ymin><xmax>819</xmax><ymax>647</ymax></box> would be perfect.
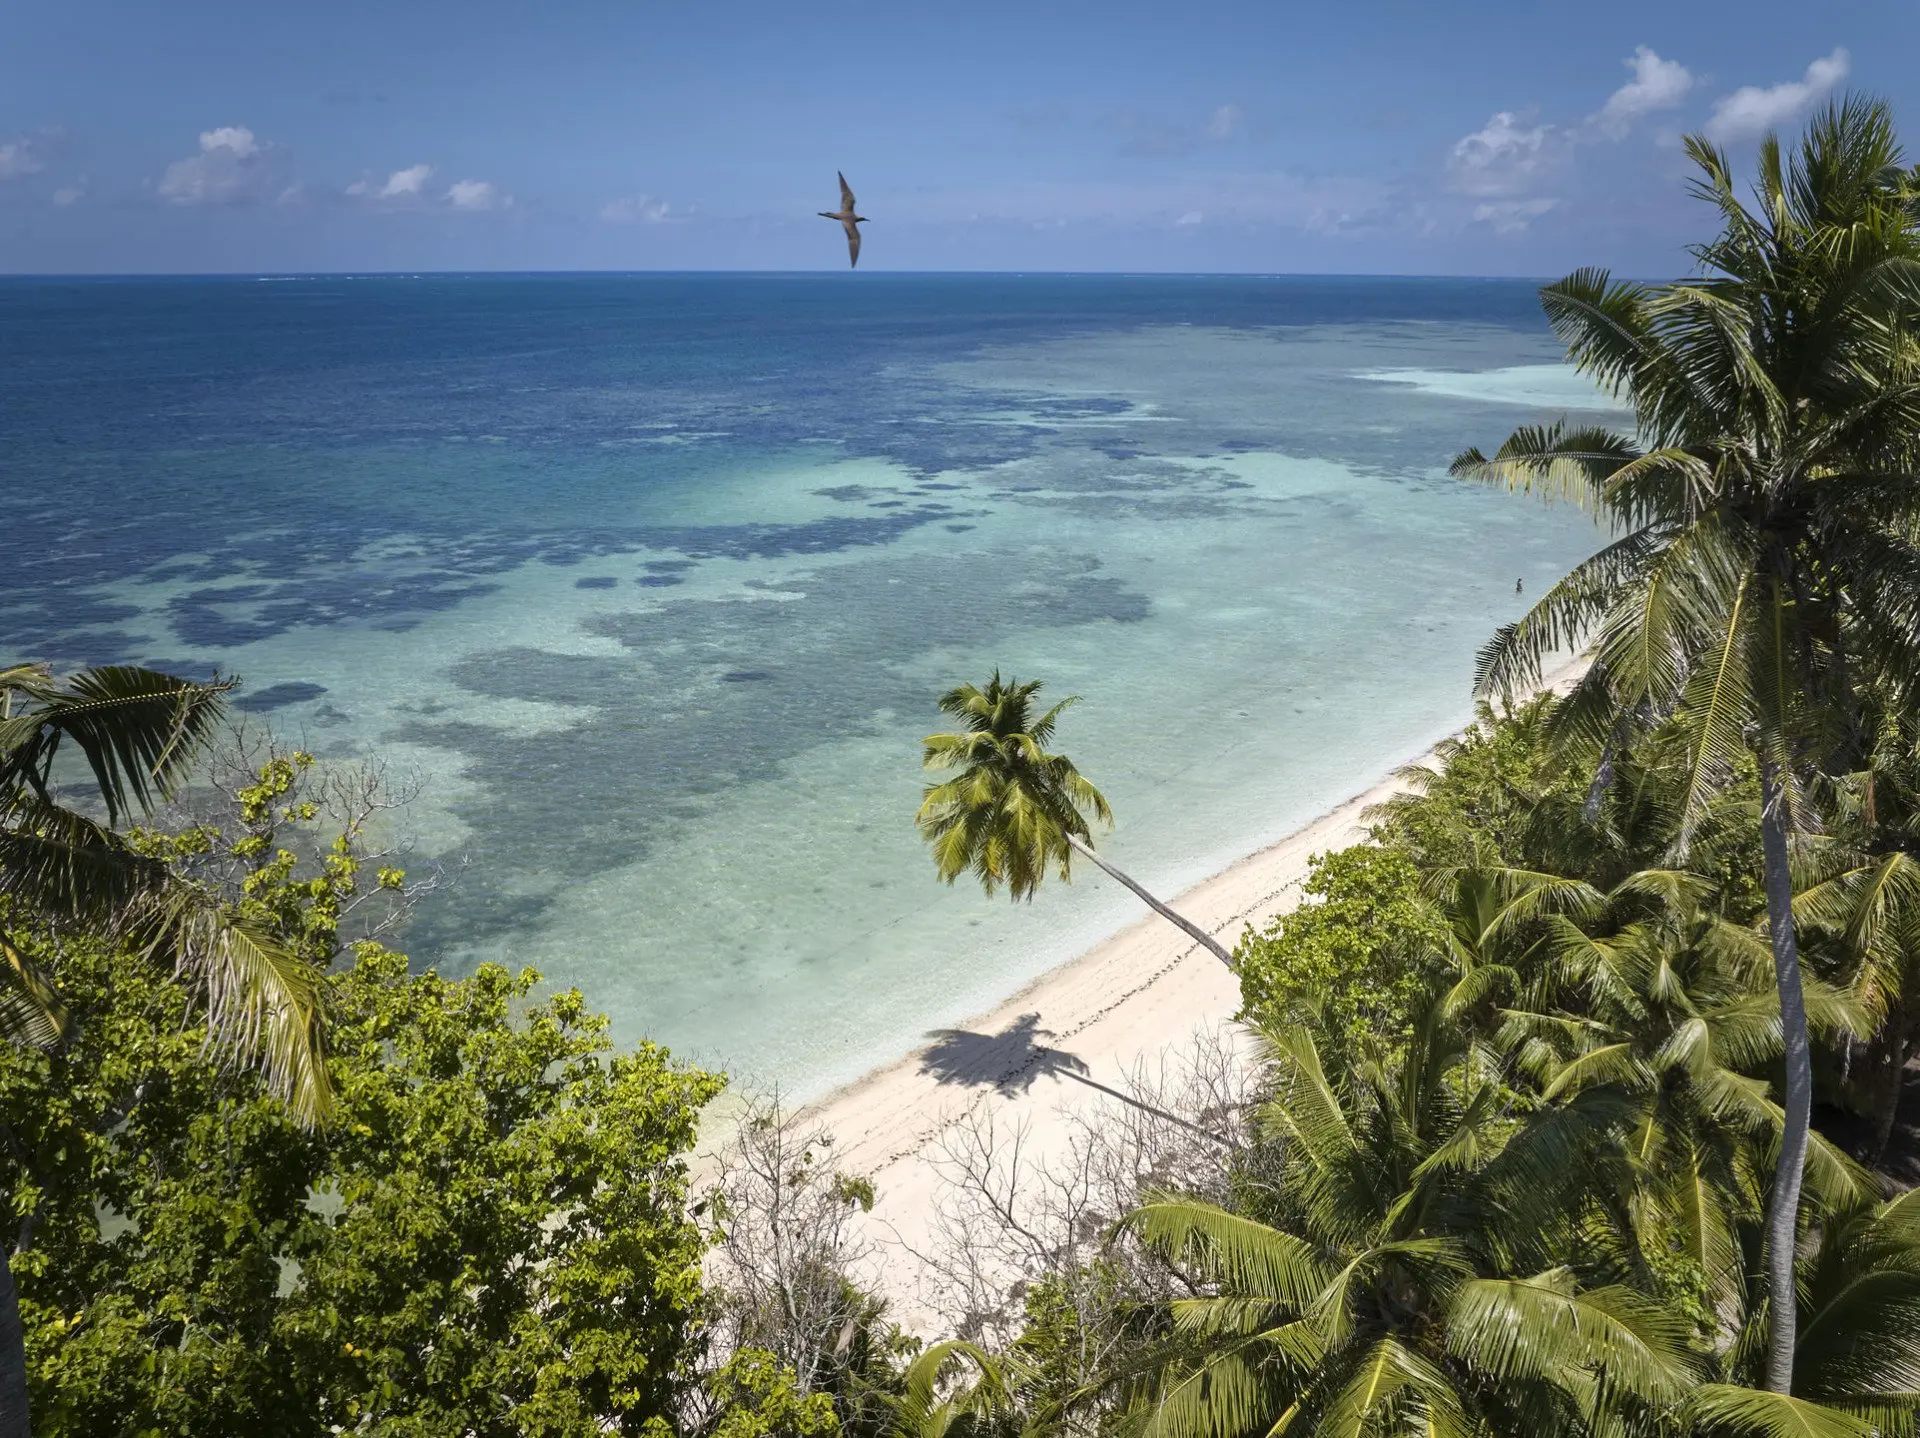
<box><xmin>818</xmin><ymin>172</ymin><xmax>869</xmax><ymax>268</ymax></box>
<box><xmin>1515</xmin><ymin>577</ymin><xmax>1524</xmax><ymax>595</ymax></box>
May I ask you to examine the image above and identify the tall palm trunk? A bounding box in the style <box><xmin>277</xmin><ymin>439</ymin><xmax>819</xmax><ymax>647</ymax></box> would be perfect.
<box><xmin>0</xmin><ymin>1250</ymin><xmax>28</xmax><ymax>1438</ymax></box>
<box><xmin>1759</xmin><ymin>758</ymin><xmax>1811</xmax><ymax>1395</ymax></box>
<box><xmin>1062</xmin><ymin>834</ymin><xmax>1235</xmax><ymax>968</ymax></box>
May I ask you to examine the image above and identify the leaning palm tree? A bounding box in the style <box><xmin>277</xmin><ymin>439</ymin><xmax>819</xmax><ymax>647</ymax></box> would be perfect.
<box><xmin>1450</xmin><ymin>97</ymin><xmax>1920</xmax><ymax>1391</ymax></box>
<box><xmin>916</xmin><ymin>673</ymin><xmax>1234</xmax><ymax>966</ymax></box>
<box><xmin>0</xmin><ymin>662</ymin><xmax>331</xmax><ymax>1438</ymax></box>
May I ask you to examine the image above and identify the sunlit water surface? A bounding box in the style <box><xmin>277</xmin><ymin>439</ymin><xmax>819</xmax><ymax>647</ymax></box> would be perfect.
<box><xmin>3</xmin><ymin>275</ymin><xmax>1621</xmax><ymax>1096</ymax></box>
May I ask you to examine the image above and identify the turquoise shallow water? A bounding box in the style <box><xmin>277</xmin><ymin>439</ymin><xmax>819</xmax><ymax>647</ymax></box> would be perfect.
<box><xmin>2</xmin><ymin>275</ymin><xmax>1616</xmax><ymax>1096</ymax></box>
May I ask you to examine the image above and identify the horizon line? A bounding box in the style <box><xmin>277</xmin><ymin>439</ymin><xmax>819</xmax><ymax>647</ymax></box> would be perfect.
<box><xmin>0</xmin><ymin>267</ymin><xmax>1625</xmax><ymax>283</ymax></box>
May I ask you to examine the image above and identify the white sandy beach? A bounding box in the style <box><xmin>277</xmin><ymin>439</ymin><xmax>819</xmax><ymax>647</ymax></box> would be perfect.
<box><xmin>793</xmin><ymin>660</ymin><xmax>1583</xmax><ymax>1332</ymax></box>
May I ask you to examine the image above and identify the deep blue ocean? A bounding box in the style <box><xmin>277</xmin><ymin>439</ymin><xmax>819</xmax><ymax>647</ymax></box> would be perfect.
<box><xmin>2</xmin><ymin>273</ymin><xmax>1612</xmax><ymax>1093</ymax></box>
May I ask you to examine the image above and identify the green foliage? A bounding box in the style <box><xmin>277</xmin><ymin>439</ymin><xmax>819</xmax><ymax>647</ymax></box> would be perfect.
<box><xmin>1234</xmin><ymin>846</ymin><xmax>1445</xmax><ymax>1062</ymax></box>
<box><xmin>707</xmin><ymin>1349</ymin><xmax>842</xmax><ymax>1438</ymax></box>
<box><xmin>873</xmin><ymin>1341</ymin><xmax>1005</xmax><ymax>1438</ymax></box>
<box><xmin>0</xmin><ymin>663</ymin><xmax>231</xmax><ymax>829</ymax></box>
<box><xmin>1122</xmin><ymin>1012</ymin><xmax>1699</xmax><ymax>1438</ymax></box>
<box><xmin>1795</xmin><ymin>695</ymin><xmax>1920</xmax><ymax>1155</ymax></box>
<box><xmin>1075</xmin><ymin>683</ymin><xmax>1918</xmax><ymax>1436</ymax></box>
<box><xmin>1117</xmin><ymin>1003</ymin><xmax>1920</xmax><ymax>1438</ymax></box>
<box><xmin>2</xmin><ymin>757</ymin><xmax>728</xmax><ymax>1437</ymax></box>
<box><xmin>1451</xmin><ymin>100</ymin><xmax>1920</xmax><ymax>1393</ymax></box>
<box><xmin>1369</xmin><ymin>697</ymin><xmax>1575</xmax><ymax>871</ymax></box>
<box><xmin>1007</xmin><ymin>1276</ymin><xmax>1085</xmax><ymax>1422</ymax></box>
<box><xmin>8</xmin><ymin>934</ymin><xmax>724</xmax><ymax>1436</ymax></box>
<box><xmin>970</xmin><ymin>103</ymin><xmax>1920</xmax><ymax>1423</ymax></box>
<box><xmin>916</xmin><ymin>671</ymin><xmax>1237</xmax><ymax>965</ymax></box>
<box><xmin>0</xmin><ymin>662</ymin><xmax>330</xmax><ymax>1122</ymax></box>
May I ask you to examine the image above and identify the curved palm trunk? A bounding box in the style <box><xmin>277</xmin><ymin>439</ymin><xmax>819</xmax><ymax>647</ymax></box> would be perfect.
<box><xmin>1759</xmin><ymin>758</ymin><xmax>1811</xmax><ymax>1395</ymax></box>
<box><xmin>1062</xmin><ymin>833</ymin><xmax>1235</xmax><ymax>969</ymax></box>
<box><xmin>0</xmin><ymin>1250</ymin><xmax>28</xmax><ymax>1438</ymax></box>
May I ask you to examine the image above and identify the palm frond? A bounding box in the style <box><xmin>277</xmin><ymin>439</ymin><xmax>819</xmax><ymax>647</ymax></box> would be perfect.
<box><xmin>1125</xmin><ymin>1199</ymin><xmax>1332</xmax><ymax>1311</ymax></box>
<box><xmin>1136</xmin><ymin>1346</ymin><xmax>1300</xmax><ymax>1438</ymax></box>
<box><xmin>134</xmin><ymin>887</ymin><xmax>332</xmax><ymax>1125</ymax></box>
<box><xmin>1</xmin><ymin>665</ymin><xmax>233</xmax><ymax>826</ymax></box>
<box><xmin>1447</xmin><ymin>1273</ymin><xmax>1694</xmax><ymax>1406</ymax></box>
<box><xmin>1683</xmin><ymin>1385</ymin><xmax>1877</xmax><ymax>1438</ymax></box>
<box><xmin>0</xmin><ymin>935</ymin><xmax>68</xmax><ymax>1049</ymax></box>
<box><xmin>1671</xmin><ymin>573</ymin><xmax>1758</xmax><ymax>837</ymax></box>
<box><xmin>1450</xmin><ymin>422</ymin><xmax>1644</xmax><ymax>518</ymax></box>
<box><xmin>1793</xmin><ymin>1270</ymin><xmax>1920</xmax><ymax>1407</ymax></box>
<box><xmin>1311</xmin><ymin>1337</ymin><xmax>1469</xmax><ymax>1438</ymax></box>
<box><xmin>1472</xmin><ymin>528</ymin><xmax>1661</xmax><ymax>698</ymax></box>
<box><xmin>1536</xmin><ymin>268</ymin><xmax>1656</xmax><ymax>401</ymax></box>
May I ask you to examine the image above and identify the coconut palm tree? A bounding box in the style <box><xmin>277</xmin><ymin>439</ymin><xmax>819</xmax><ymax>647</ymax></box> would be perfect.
<box><xmin>876</xmin><ymin>1340</ymin><xmax>1006</xmax><ymax>1438</ymax></box>
<box><xmin>1507</xmin><ymin>884</ymin><xmax>1873</xmax><ymax>1314</ymax></box>
<box><xmin>917</xmin><ymin>673</ymin><xmax>1235</xmax><ymax>967</ymax></box>
<box><xmin>1678</xmin><ymin>1184</ymin><xmax>1920</xmax><ymax>1438</ymax></box>
<box><xmin>1125</xmin><ymin>1005</ymin><xmax>1913</xmax><ymax>1438</ymax></box>
<box><xmin>0</xmin><ymin>662</ymin><xmax>330</xmax><ymax>1438</ymax></box>
<box><xmin>1121</xmin><ymin>1011</ymin><xmax>1696</xmax><ymax>1437</ymax></box>
<box><xmin>1794</xmin><ymin>697</ymin><xmax>1920</xmax><ymax>1165</ymax></box>
<box><xmin>1764</xmin><ymin>1185</ymin><xmax>1920</xmax><ymax>1432</ymax></box>
<box><xmin>1450</xmin><ymin>97</ymin><xmax>1920</xmax><ymax>1390</ymax></box>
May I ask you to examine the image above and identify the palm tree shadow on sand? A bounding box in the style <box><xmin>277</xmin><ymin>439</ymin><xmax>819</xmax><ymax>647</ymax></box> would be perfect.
<box><xmin>917</xmin><ymin>1013</ymin><xmax>1228</xmax><ymax>1143</ymax></box>
<box><xmin>918</xmin><ymin>1013</ymin><xmax>1090</xmax><ymax>1097</ymax></box>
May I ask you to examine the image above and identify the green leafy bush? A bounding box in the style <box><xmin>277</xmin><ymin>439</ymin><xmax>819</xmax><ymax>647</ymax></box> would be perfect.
<box><xmin>1234</xmin><ymin>845</ymin><xmax>1445</xmax><ymax>1062</ymax></box>
<box><xmin>2</xmin><ymin>752</ymin><xmax>729</xmax><ymax>1437</ymax></box>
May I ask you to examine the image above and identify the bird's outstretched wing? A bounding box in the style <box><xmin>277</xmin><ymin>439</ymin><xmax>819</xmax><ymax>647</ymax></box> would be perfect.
<box><xmin>838</xmin><ymin>171</ymin><xmax>856</xmax><ymax>212</ymax></box>
<box><xmin>844</xmin><ymin>219</ymin><xmax>861</xmax><ymax>268</ymax></box>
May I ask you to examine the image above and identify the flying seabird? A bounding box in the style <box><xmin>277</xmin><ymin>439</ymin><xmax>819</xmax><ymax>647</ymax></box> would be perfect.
<box><xmin>818</xmin><ymin>172</ymin><xmax>868</xmax><ymax>268</ymax></box>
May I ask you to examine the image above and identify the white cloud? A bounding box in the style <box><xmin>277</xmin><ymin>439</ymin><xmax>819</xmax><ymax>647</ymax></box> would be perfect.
<box><xmin>343</xmin><ymin>165</ymin><xmax>511</xmax><ymax>213</ymax></box>
<box><xmin>0</xmin><ymin>144</ymin><xmax>43</xmax><ymax>180</ymax></box>
<box><xmin>0</xmin><ymin>128</ymin><xmax>67</xmax><ymax>182</ymax></box>
<box><xmin>1594</xmin><ymin>47</ymin><xmax>1693</xmax><ymax>137</ymax></box>
<box><xmin>384</xmin><ymin>164</ymin><xmax>432</xmax><ymax>198</ymax></box>
<box><xmin>348</xmin><ymin>163</ymin><xmax>434</xmax><ymax>201</ymax></box>
<box><xmin>1435</xmin><ymin>48</ymin><xmax>1688</xmax><ymax>233</ymax></box>
<box><xmin>1707</xmin><ymin>48</ymin><xmax>1849</xmax><ymax>142</ymax></box>
<box><xmin>1447</xmin><ymin>110</ymin><xmax>1563</xmax><ymax>197</ymax></box>
<box><xmin>1175</xmin><ymin>210</ymin><xmax>1204</xmax><ymax>226</ymax></box>
<box><xmin>446</xmin><ymin>178</ymin><xmax>509</xmax><ymax>211</ymax></box>
<box><xmin>1206</xmin><ymin>104</ymin><xmax>1244</xmax><ymax>140</ymax></box>
<box><xmin>1472</xmin><ymin>197</ymin><xmax>1561</xmax><ymax>233</ymax></box>
<box><xmin>602</xmin><ymin>193</ymin><xmax>674</xmax><ymax>224</ymax></box>
<box><xmin>158</xmin><ymin>125</ymin><xmax>277</xmax><ymax>206</ymax></box>
<box><xmin>51</xmin><ymin>182</ymin><xmax>85</xmax><ymax>208</ymax></box>
<box><xmin>199</xmin><ymin>125</ymin><xmax>259</xmax><ymax>159</ymax></box>
<box><xmin>0</xmin><ymin>138</ymin><xmax>48</xmax><ymax>180</ymax></box>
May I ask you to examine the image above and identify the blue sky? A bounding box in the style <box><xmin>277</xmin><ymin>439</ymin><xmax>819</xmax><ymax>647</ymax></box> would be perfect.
<box><xmin>2</xmin><ymin>0</ymin><xmax>1914</xmax><ymax>274</ymax></box>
